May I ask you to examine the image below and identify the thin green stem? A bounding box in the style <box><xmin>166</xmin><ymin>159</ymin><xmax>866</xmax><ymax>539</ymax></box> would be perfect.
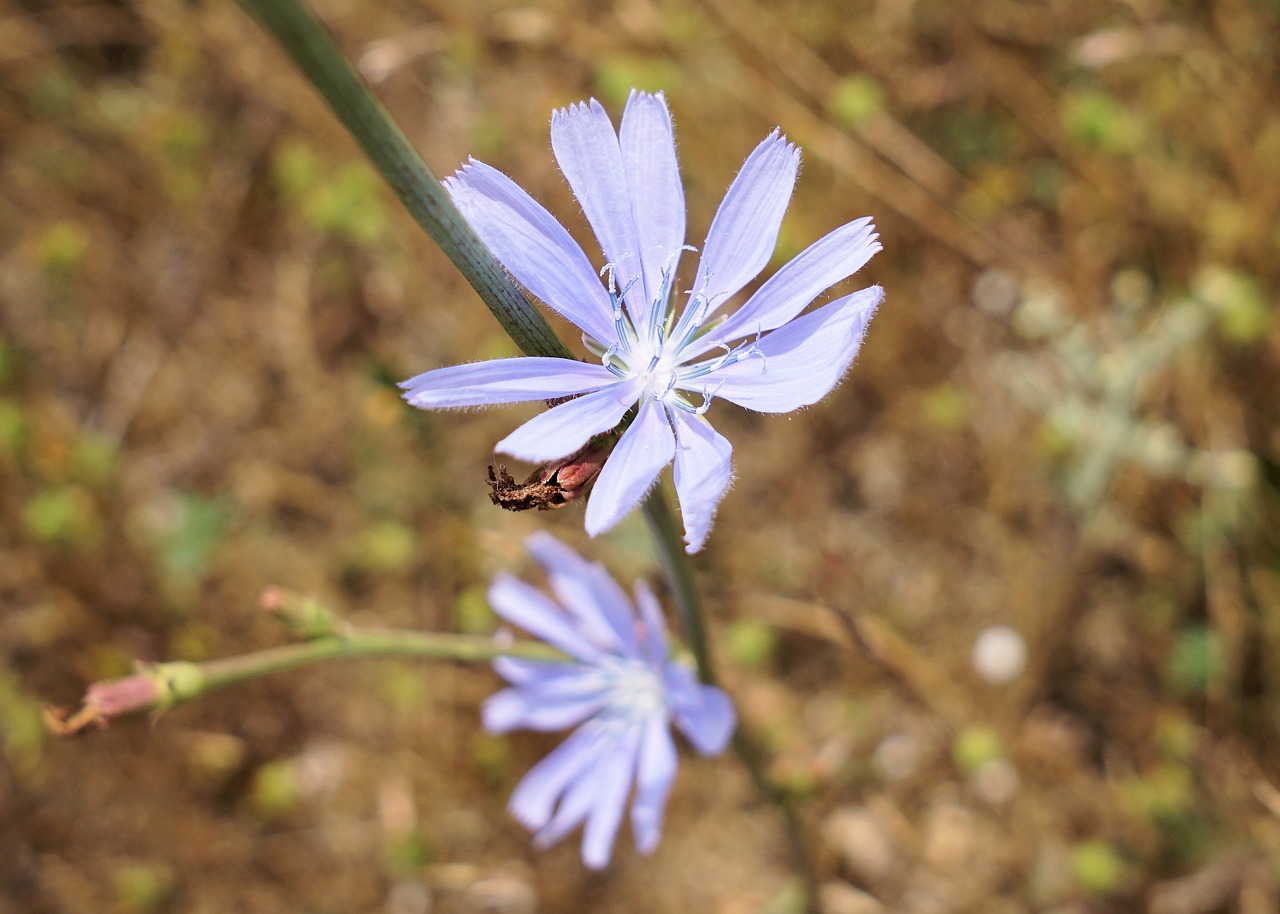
<box><xmin>238</xmin><ymin>0</ymin><xmax>571</xmax><ymax>360</ymax></box>
<box><xmin>642</xmin><ymin>487</ymin><xmax>816</xmax><ymax>909</ymax></box>
<box><xmin>53</xmin><ymin>628</ymin><xmax>566</xmax><ymax>732</ymax></box>
<box><xmin>642</xmin><ymin>487</ymin><xmax>714</xmax><ymax>683</ymax></box>
<box><xmin>196</xmin><ymin>629</ymin><xmax>564</xmax><ymax>691</ymax></box>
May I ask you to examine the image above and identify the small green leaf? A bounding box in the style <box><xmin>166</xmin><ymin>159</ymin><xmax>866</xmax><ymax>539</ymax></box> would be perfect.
<box><xmin>827</xmin><ymin>75</ymin><xmax>885</xmax><ymax>130</ymax></box>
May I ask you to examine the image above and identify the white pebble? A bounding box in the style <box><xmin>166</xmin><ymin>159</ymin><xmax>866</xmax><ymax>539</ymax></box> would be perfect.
<box><xmin>972</xmin><ymin>625</ymin><xmax>1027</xmax><ymax>684</ymax></box>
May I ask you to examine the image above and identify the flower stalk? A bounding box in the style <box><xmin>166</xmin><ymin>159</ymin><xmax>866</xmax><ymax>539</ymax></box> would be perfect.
<box><xmin>47</xmin><ymin>591</ymin><xmax>565</xmax><ymax>735</ymax></box>
<box><xmin>237</xmin><ymin>0</ymin><xmax>571</xmax><ymax>360</ymax></box>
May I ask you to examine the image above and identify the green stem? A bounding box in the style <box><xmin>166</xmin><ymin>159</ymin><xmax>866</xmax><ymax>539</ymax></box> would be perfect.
<box><xmin>238</xmin><ymin>0</ymin><xmax>571</xmax><ymax>360</ymax></box>
<box><xmin>642</xmin><ymin>489</ymin><xmax>815</xmax><ymax>907</ymax></box>
<box><xmin>195</xmin><ymin>629</ymin><xmax>563</xmax><ymax>691</ymax></box>
<box><xmin>61</xmin><ymin>628</ymin><xmax>566</xmax><ymax>730</ymax></box>
<box><xmin>642</xmin><ymin>488</ymin><xmax>714</xmax><ymax>683</ymax></box>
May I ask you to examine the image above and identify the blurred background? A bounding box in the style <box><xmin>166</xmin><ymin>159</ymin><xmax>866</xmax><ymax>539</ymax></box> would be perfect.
<box><xmin>2</xmin><ymin>0</ymin><xmax>1279</xmax><ymax>911</ymax></box>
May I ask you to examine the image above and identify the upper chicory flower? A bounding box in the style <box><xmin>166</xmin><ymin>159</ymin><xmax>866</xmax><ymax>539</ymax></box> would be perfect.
<box><xmin>484</xmin><ymin>532</ymin><xmax>735</xmax><ymax>869</ymax></box>
<box><xmin>401</xmin><ymin>90</ymin><xmax>883</xmax><ymax>552</ymax></box>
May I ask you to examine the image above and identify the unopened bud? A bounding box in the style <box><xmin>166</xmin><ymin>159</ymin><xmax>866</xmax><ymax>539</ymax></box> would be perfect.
<box><xmin>262</xmin><ymin>587</ymin><xmax>345</xmax><ymax>639</ymax></box>
<box><xmin>46</xmin><ymin>661</ymin><xmax>205</xmax><ymax>735</ymax></box>
<box><xmin>487</xmin><ymin>437</ymin><xmax>613</xmax><ymax>512</ymax></box>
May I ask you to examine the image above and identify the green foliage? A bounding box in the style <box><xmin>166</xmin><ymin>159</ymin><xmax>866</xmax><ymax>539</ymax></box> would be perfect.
<box><xmin>345</xmin><ymin>520</ymin><xmax>418</xmax><ymax>574</ymax></box>
<box><xmin>1164</xmin><ymin>625</ymin><xmax>1223</xmax><ymax>695</ymax></box>
<box><xmin>72</xmin><ymin>431</ymin><xmax>118</xmax><ymax>488</ymax></box>
<box><xmin>381</xmin><ymin>832</ymin><xmax>433</xmax><ymax>873</ymax></box>
<box><xmin>452</xmin><ymin>585</ymin><xmax>495</xmax><ymax>635</ymax></box>
<box><xmin>376</xmin><ymin>665</ymin><xmax>430</xmax><ymax>713</ymax></box>
<box><xmin>35</xmin><ymin>221</ymin><xmax>90</xmax><ymax>278</ymax></box>
<box><xmin>724</xmin><ymin>618</ymin><xmax>777</xmax><ymax>671</ymax></box>
<box><xmin>112</xmin><ymin>864</ymin><xmax>174</xmax><ymax>911</ymax></box>
<box><xmin>274</xmin><ymin>142</ymin><xmax>389</xmax><ymax>245</ymax></box>
<box><xmin>1118</xmin><ymin>762</ymin><xmax>1195</xmax><ymax>825</ymax></box>
<box><xmin>1060</xmin><ymin>90</ymin><xmax>1145</xmax><ymax>155</ymax></box>
<box><xmin>1069</xmin><ymin>840</ymin><xmax>1127</xmax><ymax>896</ymax></box>
<box><xmin>827</xmin><ymin>75</ymin><xmax>885</xmax><ymax>130</ymax></box>
<box><xmin>152</xmin><ymin>493</ymin><xmax>229</xmax><ymax>586</ymax></box>
<box><xmin>952</xmin><ymin>725</ymin><xmax>1004</xmax><ymax>776</ymax></box>
<box><xmin>1193</xmin><ymin>265</ymin><xmax>1270</xmax><ymax>345</ymax></box>
<box><xmin>921</xmin><ymin>383</ymin><xmax>971</xmax><ymax>431</ymax></box>
<box><xmin>250</xmin><ymin>760</ymin><xmax>300</xmax><ymax>819</ymax></box>
<box><xmin>595</xmin><ymin>55</ymin><xmax>683</xmax><ymax>107</ymax></box>
<box><xmin>470</xmin><ymin>731</ymin><xmax>513</xmax><ymax>781</ymax></box>
<box><xmin>23</xmin><ymin>485</ymin><xmax>101</xmax><ymax>550</ymax></box>
<box><xmin>0</xmin><ymin>400</ymin><xmax>26</xmax><ymax>455</ymax></box>
<box><xmin>0</xmin><ymin>668</ymin><xmax>45</xmax><ymax>783</ymax></box>
<box><xmin>24</xmin><ymin>63</ymin><xmax>79</xmax><ymax>118</ymax></box>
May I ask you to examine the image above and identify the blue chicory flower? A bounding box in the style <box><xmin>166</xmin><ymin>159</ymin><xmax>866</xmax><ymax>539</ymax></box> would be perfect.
<box><xmin>483</xmin><ymin>532</ymin><xmax>735</xmax><ymax>868</ymax></box>
<box><xmin>401</xmin><ymin>90</ymin><xmax>883</xmax><ymax>552</ymax></box>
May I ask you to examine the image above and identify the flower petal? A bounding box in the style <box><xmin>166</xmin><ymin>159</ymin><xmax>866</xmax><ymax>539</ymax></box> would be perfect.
<box><xmin>550</xmin><ymin>101</ymin><xmax>646</xmax><ymax>319</ymax></box>
<box><xmin>446</xmin><ymin>160</ymin><xmax>617</xmax><ymax>344</ymax></box>
<box><xmin>483</xmin><ymin>679</ymin><xmax>606</xmax><ymax>733</ymax></box>
<box><xmin>699</xmin><ymin>286</ymin><xmax>883</xmax><ymax>413</ymax></box>
<box><xmin>692</xmin><ymin>132</ymin><xmax>800</xmax><ymax>309</ymax></box>
<box><xmin>399</xmin><ymin>358</ymin><xmax>613</xmax><ymax>408</ymax></box>
<box><xmin>665</xmin><ymin>664</ymin><xmax>736</xmax><ymax>755</ymax></box>
<box><xmin>670</xmin><ymin>411</ymin><xmax>734</xmax><ymax>553</ymax></box>
<box><xmin>620</xmin><ymin>90</ymin><xmax>685</xmax><ymax>316</ymax></box>
<box><xmin>497</xmin><ymin>380</ymin><xmax>641</xmax><ymax>463</ymax></box>
<box><xmin>488</xmin><ymin>574</ymin><xmax>605</xmax><ymax>662</ymax></box>
<box><xmin>578</xmin><ymin>731</ymin><xmax>641</xmax><ymax>869</ymax></box>
<box><xmin>690</xmin><ymin>217</ymin><xmax>880</xmax><ymax>357</ymax></box>
<box><xmin>630</xmin><ymin>714</ymin><xmax>678</xmax><ymax>854</ymax></box>
<box><xmin>527</xmin><ymin>722</ymin><xmax>640</xmax><ymax>867</ymax></box>
<box><xmin>583</xmin><ymin>399</ymin><xmax>676</xmax><ymax>537</ymax></box>
<box><xmin>631</xmin><ymin>579</ymin><xmax>670</xmax><ymax>669</ymax></box>
<box><xmin>525</xmin><ymin>531</ymin><xmax>640</xmax><ymax>658</ymax></box>
<box><xmin>509</xmin><ymin>722</ymin><xmax>609</xmax><ymax>830</ymax></box>
<box><xmin>492</xmin><ymin>656</ymin><xmax>563</xmax><ymax>685</ymax></box>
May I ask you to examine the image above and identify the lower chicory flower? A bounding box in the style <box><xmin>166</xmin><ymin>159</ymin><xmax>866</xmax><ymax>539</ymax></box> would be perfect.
<box><xmin>483</xmin><ymin>532</ymin><xmax>736</xmax><ymax>868</ymax></box>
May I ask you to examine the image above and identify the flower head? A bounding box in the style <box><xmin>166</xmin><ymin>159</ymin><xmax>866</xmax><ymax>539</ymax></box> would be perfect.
<box><xmin>401</xmin><ymin>90</ymin><xmax>882</xmax><ymax>551</ymax></box>
<box><xmin>483</xmin><ymin>532</ymin><xmax>735</xmax><ymax>869</ymax></box>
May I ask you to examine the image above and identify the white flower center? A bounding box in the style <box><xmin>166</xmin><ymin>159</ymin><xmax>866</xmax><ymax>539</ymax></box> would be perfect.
<box><xmin>600</xmin><ymin>658</ymin><xmax>666</xmax><ymax>721</ymax></box>
<box><xmin>591</xmin><ymin>256</ymin><xmax>768</xmax><ymax>415</ymax></box>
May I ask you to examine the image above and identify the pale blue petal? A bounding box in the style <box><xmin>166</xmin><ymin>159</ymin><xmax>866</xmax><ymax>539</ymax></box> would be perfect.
<box><xmin>509</xmin><ymin>723</ymin><xmax>609</xmax><ymax>830</ymax></box>
<box><xmin>550</xmin><ymin>101</ymin><xmax>646</xmax><ymax>319</ymax></box>
<box><xmin>698</xmin><ymin>286</ymin><xmax>883</xmax><ymax>413</ymax></box>
<box><xmin>526</xmin><ymin>723</ymin><xmax>637</xmax><ymax>857</ymax></box>
<box><xmin>576</xmin><ymin>730</ymin><xmax>641</xmax><ymax>868</ymax></box>
<box><xmin>488</xmin><ymin>575</ymin><xmax>605</xmax><ymax>662</ymax></box>
<box><xmin>692</xmin><ymin>132</ymin><xmax>800</xmax><ymax>309</ymax></box>
<box><xmin>631</xmin><ymin>580</ymin><xmax>669</xmax><ymax>669</ymax></box>
<box><xmin>497</xmin><ymin>380</ymin><xmax>641</xmax><ymax>463</ymax></box>
<box><xmin>399</xmin><ymin>358</ymin><xmax>613</xmax><ymax>408</ymax></box>
<box><xmin>689</xmin><ymin>217</ymin><xmax>880</xmax><ymax>358</ymax></box>
<box><xmin>620</xmin><ymin>90</ymin><xmax>685</xmax><ymax>314</ymax></box>
<box><xmin>525</xmin><ymin>531</ymin><xmax>640</xmax><ymax>658</ymax></box>
<box><xmin>630</xmin><ymin>714</ymin><xmax>678</xmax><ymax>854</ymax></box>
<box><xmin>583</xmin><ymin>399</ymin><xmax>676</xmax><ymax>537</ymax></box>
<box><xmin>482</xmin><ymin>682</ymin><xmax>606</xmax><ymax>733</ymax></box>
<box><xmin>492</xmin><ymin>656</ymin><xmax>567</xmax><ymax>686</ymax></box>
<box><xmin>665</xmin><ymin>665</ymin><xmax>736</xmax><ymax>755</ymax></box>
<box><xmin>670</xmin><ymin>412</ymin><xmax>734</xmax><ymax>553</ymax></box>
<box><xmin>447</xmin><ymin>160</ymin><xmax>616</xmax><ymax>344</ymax></box>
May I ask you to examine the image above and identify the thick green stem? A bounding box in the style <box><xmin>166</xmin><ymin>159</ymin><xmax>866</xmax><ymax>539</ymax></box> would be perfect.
<box><xmin>238</xmin><ymin>0</ymin><xmax>571</xmax><ymax>360</ymax></box>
